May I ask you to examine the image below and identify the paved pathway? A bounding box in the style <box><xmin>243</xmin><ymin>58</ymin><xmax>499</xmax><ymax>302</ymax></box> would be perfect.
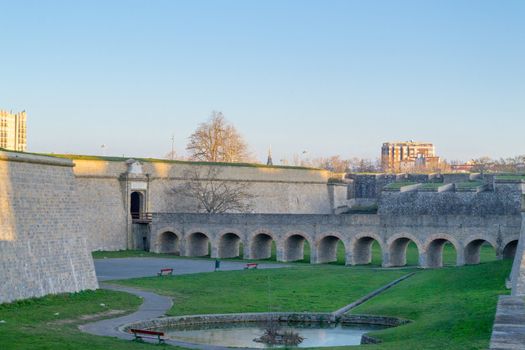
<box><xmin>490</xmin><ymin>295</ymin><xmax>525</xmax><ymax>349</ymax></box>
<box><xmin>80</xmin><ymin>284</ymin><xmax>172</xmax><ymax>339</ymax></box>
<box><xmin>95</xmin><ymin>257</ymin><xmax>287</xmax><ymax>281</ymax></box>
<box><xmin>80</xmin><ymin>284</ymin><xmax>248</xmax><ymax>349</ymax></box>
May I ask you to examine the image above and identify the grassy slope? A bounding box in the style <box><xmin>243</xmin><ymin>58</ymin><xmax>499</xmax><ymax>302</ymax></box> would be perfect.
<box><xmin>351</xmin><ymin>259</ymin><xmax>512</xmax><ymax>350</ymax></box>
<box><xmin>0</xmin><ymin>290</ymin><xmax>178</xmax><ymax>350</ymax></box>
<box><xmin>114</xmin><ymin>266</ymin><xmax>410</xmax><ymax>316</ymax></box>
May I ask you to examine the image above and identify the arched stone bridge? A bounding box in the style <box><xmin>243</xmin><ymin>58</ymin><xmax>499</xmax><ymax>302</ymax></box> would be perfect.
<box><xmin>146</xmin><ymin>213</ymin><xmax>522</xmax><ymax>268</ymax></box>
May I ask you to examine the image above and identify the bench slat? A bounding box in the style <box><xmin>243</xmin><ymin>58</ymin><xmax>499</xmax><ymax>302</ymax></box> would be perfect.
<box><xmin>130</xmin><ymin>328</ymin><xmax>164</xmax><ymax>336</ymax></box>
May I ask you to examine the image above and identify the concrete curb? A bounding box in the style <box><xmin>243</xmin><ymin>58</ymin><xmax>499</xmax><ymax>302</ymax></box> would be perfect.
<box><xmin>332</xmin><ymin>273</ymin><xmax>416</xmax><ymax>317</ymax></box>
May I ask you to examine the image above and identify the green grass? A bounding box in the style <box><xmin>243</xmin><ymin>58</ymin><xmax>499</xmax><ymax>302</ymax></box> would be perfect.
<box><xmin>495</xmin><ymin>174</ymin><xmax>525</xmax><ymax>182</ymax></box>
<box><xmin>351</xmin><ymin>259</ymin><xmax>512</xmax><ymax>350</ymax></box>
<box><xmin>383</xmin><ymin>182</ymin><xmax>418</xmax><ymax>191</ymax></box>
<box><xmin>419</xmin><ymin>182</ymin><xmax>445</xmax><ymax>191</ymax></box>
<box><xmin>0</xmin><ymin>289</ymin><xmax>177</xmax><ymax>350</ymax></box>
<box><xmin>1</xmin><ymin>252</ymin><xmax>510</xmax><ymax>350</ymax></box>
<box><xmin>45</xmin><ymin>153</ymin><xmax>322</xmax><ymax>170</ymax></box>
<box><xmin>112</xmin><ymin>260</ymin><xmax>511</xmax><ymax>350</ymax></box>
<box><xmin>455</xmin><ymin>181</ymin><xmax>484</xmax><ymax>191</ymax></box>
<box><xmin>114</xmin><ymin>266</ymin><xmax>410</xmax><ymax>316</ymax></box>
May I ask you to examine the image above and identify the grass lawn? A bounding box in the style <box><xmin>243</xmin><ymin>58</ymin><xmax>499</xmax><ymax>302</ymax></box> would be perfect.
<box><xmin>0</xmin><ymin>257</ymin><xmax>511</xmax><ymax>350</ymax></box>
<box><xmin>113</xmin><ymin>266</ymin><xmax>410</xmax><ymax>316</ymax></box>
<box><xmin>351</xmin><ymin>259</ymin><xmax>512</xmax><ymax>350</ymax></box>
<box><xmin>0</xmin><ymin>289</ymin><xmax>176</xmax><ymax>350</ymax></box>
<box><xmin>113</xmin><ymin>260</ymin><xmax>511</xmax><ymax>350</ymax></box>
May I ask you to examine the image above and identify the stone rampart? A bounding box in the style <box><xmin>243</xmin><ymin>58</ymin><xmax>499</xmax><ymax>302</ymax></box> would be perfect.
<box><xmin>0</xmin><ymin>151</ymin><xmax>98</xmax><ymax>303</ymax></box>
<box><xmin>66</xmin><ymin>157</ymin><xmax>341</xmax><ymax>251</ymax></box>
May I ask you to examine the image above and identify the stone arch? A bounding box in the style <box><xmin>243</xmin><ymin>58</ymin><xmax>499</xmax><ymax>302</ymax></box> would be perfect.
<box><xmin>424</xmin><ymin>234</ymin><xmax>461</xmax><ymax>268</ymax></box>
<box><xmin>186</xmin><ymin>231</ymin><xmax>211</xmax><ymax>257</ymax></box>
<box><xmin>387</xmin><ymin>233</ymin><xmax>423</xmax><ymax>267</ymax></box>
<box><xmin>463</xmin><ymin>236</ymin><xmax>497</xmax><ymax>265</ymax></box>
<box><xmin>218</xmin><ymin>232</ymin><xmax>242</xmax><ymax>258</ymax></box>
<box><xmin>503</xmin><ymin>239</ymin><xmax>519</xmax><ymax>260</ymax></box>
<box><xmin>250</xmin><ymin>229</ymin><xmax>277</xmax><ymax>260</ymax></box>
<box><xmin>316</xmin><ymin>232</ymin><xmax>347</xmax><ymax>264</ymax></box>
<box><xmin>350</xmin><ymin>233</ymin><xmax>385</xmax><ymax>265</ymax></box>
<box><xmin>283</xmin><ymin>231</ymin><xmax>312</xmax><ymax>262</ymax></box>
<box><xmin>156</xmin><ymin>229</ymin><xmax>181</xmax><ymax>254</ymax></box>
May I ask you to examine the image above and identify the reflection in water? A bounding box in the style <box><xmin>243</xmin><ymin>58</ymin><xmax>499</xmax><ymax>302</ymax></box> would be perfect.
<box><xmin>162</xmin><ymin>322</ymin><xmax>386</xmax><ymax>348</ymax></box>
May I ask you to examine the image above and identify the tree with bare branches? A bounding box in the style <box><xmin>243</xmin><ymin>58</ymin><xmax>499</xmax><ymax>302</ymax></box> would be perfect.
<box><xmin>173</xmin><ymin>167</ymin><xmax>255</xmax><ymax>213</ymax></box>
<box><xmin>186</xmin><ymin>111</ymin><xmax>250</xmax><ymax>162</ymax></box>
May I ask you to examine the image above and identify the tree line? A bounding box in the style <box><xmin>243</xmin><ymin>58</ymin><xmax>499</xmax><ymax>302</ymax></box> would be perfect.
<box><xmin>174</xmin><ymin>111</ymin><xmax>525</xmax><ymax>174</ymax></box>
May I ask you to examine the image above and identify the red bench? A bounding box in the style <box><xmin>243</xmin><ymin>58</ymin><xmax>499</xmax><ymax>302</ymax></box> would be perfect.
<box><xmin>244</xmin><ymin>263</ymin><xmax>258</xmax><ymax>269</ymax></box>
<box><xmin>130</xmin><ymin>328</ymin><xmax>165</xmax><ymax>344</ymax></box>
<box><xmin>157</xmin><ymin>268</ymin><xmax>173</xmax><ymax>276</ymax></box>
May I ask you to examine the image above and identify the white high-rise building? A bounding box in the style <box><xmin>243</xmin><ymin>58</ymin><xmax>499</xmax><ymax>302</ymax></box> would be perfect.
<box><xmin>0</xmin><ymin>110</ymin><xmax>27</xmax><ymax>152</ymax></box>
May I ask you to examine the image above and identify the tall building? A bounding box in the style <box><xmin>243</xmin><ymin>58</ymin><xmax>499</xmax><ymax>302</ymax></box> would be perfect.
<box><xmin>0</xmin><ymin>110</ymin><xmax>27</xmax><ymax>152</ymax></box>
<box><xmin>381</xmin><ymin>141</ymin><xmax>440</xmax><ymax>172</ymax></box>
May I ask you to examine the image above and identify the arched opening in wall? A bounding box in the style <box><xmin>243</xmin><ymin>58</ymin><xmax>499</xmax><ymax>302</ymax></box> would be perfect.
<box><xmin>284</xmin><ymin>234</ymin><xmax>310</xmax><ymax>262</ymax></box>
<box><xmin>218</xmin><ymin>233</ymin><xmax>242</xmax><ymax>259</ymax></box>
<box><xmin>388</xmin><ymin>238</ymin><xmax>420</xmax><ymax>267</ymax></box>
<box><xmin>464</xmin><ymin>239</ymin><xmax>497</xmax><ymax>264</ymax></box>
<box><xmin>317</xmin><ymin>236</ymin><xmax>346</xmax><ymax>264</ymax></box>
<box><xmin>503</xmin><ymin>240</ymin><xmax>518</xmax><ymax>260</ymax></box>
<box><xmin>186</xmin><ymin>232</ymin><xmax>210</xmax><ymax>257</ymax></box>
<box><xmin>353</xmin><ymin>237</ymin><xmax>382</xmax><ymax>266</ymax></box>
<box><xmin>251</xmin><ymin>233</ymin><xmax>276</xmax><ymax>260</ymax></box>
<box><xmin>158</xmin><ymin>231</ymin><xmax>180</xmax><ymax>255</ymax></box>
<box><xmin>130</xmin><ymin>191</ymin><xmax>143</xmax><ymax>219</ymax></box>
<box><xmin>426</xmin><ymin>239</ymin><xmax>457</xmax><ymax>267</ymax></box>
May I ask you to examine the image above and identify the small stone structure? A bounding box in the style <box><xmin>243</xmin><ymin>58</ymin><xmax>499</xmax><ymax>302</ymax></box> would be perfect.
<box><xmin>0</xmin><ymin>151</ymin><xmax>98</xmax><ymax>303</ymax></box>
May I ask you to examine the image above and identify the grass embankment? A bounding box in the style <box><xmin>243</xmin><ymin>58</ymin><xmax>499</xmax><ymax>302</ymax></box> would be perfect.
<box><xmin>352</xmin><ymin>259</ymin><xmax>512</xmax><ymax>350</ymax></box>
<box><xmin>114</xmin><ymin>266</ymin><xmax>410</xmax><ymax>316</ymax></box>
<box><xmin>0</xmin><ymin>290</ymin><xmax>175</xmax><ymax>350</ymax></box>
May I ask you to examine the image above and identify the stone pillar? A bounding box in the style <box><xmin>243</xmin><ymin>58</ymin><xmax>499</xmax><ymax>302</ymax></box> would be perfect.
<box><xmin>419</xmin><ymin>251</ymin><xmax>428</xmax><ymax>268</ymax></box>
<box><xmin>345</xmin><ymin>249</ymin><xmax>353</xmax><ymax>266</ymax></box>
<box><xmin>381</xmin><ymin>250</ymin><xmax>391</xmax><ymax>267</ymax></box>
<box><xmin>310</xmin><ymin>243</ymin><xmax>319</xmax><ymax>264</ymax></box>
<box><xmin>456</xmin><ymin>247</ymin><xmax>465</xmax><ymax>267</ymax></box>
<box><xmin>243</xmin><ymin>239</ymin><xmax>251</xmax><ymax>259</ymax></box>
<box><xmin>276</xmin><ymin>244</ymin><xmax>286</xmax><ymax>262</ymax></box>
<box><xmin>210</xmin><ymin>240</ymin><xmax>219</xmax><ymax>259</ymax></box>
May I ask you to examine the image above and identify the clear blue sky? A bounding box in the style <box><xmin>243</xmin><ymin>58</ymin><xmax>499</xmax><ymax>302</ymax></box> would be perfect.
<box><xmin>1</xmin><ymin>0</ymin><xmax>523</xmax><ymax>163</ymax></box>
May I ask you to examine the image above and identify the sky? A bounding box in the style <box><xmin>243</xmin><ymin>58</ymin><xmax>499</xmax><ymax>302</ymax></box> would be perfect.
<box><xmin>1</xmin><ymin>0</ymin><xmax>524</xmax><ymax>163</ymax></box>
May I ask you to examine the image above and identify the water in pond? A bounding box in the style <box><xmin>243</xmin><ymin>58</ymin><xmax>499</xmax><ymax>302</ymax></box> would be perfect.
<box><xmin>162</xmin><ymin>322</ymin><xmax>386</xmax><ymax>348</ymax></box>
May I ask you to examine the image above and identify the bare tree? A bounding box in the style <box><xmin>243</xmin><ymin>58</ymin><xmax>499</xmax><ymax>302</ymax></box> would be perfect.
<box><xmin>173</xmin><ymin>167</ymin><xmax>255</xmax><ymax>213</ymax></box>
<box><xmin>186</xmin><ymin>111</ymin><xmax>250</xmax><ymax>162</ymax></box>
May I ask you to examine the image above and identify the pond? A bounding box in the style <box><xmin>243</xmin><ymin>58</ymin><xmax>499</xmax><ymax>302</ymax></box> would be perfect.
<box><xmin>161</xmin><ymin>322</ymin><xmax>387</xmax><ymax>348</ymax></box>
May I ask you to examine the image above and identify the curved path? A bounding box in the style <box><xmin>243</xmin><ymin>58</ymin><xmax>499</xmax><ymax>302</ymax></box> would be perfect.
<box><xmin>80</xmin><ymin>283</ymin><xmax>173</xmax><ymax>340</ymax></box>
<box><xmin>80</xmin><ymin>283</ymin><xmax>248</xmax><ymax>349</ymax></box>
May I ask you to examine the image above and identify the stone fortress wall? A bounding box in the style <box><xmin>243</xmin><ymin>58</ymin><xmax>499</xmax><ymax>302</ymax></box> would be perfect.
<box><xmin>0</xmin><ymin>151</ymin><xmax>98</xmax><ymax>303</ymax></box>
<box><xmin>149</xmin><ymin>171</ymin><xmax>525</xmax><ymax>269</ymax></box>
<box><xmin>67</xmin><ymin>157</ymin><xmax>348</xmax><ymax>251</ymax></box>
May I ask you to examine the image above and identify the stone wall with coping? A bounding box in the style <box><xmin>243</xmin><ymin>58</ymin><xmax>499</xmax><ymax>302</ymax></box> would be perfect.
<box><xmin>0</xmin><ymin>151</ymin><xmax>98</xmax><ymax>303</ymax></box>
<box><xmin>68</xmin><ymin>158</ymin><xmax>338</xmax><ymax>251</ymax></box>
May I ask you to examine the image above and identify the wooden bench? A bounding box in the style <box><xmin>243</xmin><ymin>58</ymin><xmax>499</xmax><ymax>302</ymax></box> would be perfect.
<box><xmin>244</xmin><ymin>263</ymin><xmax>258</xmax><ymax>269</ymax></box>
<box><xmin>130</xmin><ymin>328</ymin><xmax>165</xmax><ymax>344</ymax></box>
<box><xmin>157</xmin><ymin>268</ymin><xmax>173</xmax><ymax>276</ymax></box>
